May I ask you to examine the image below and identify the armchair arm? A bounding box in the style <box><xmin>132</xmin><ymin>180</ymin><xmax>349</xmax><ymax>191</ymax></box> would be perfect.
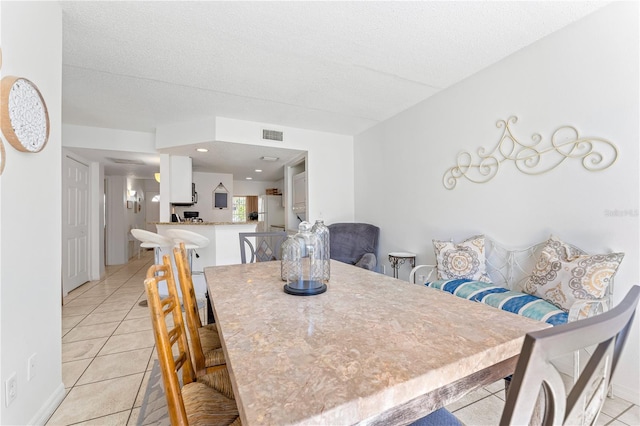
<box><xmin>567</xmin><ymin>297</ymin><xmax>610</xmax><ymax>322</ymax></box>
<box><xmin>355</xmin><ymin>253</ymin><xmax>377</xmax><ymax>271</ymax></box>
<box><xmin>409</xmin><ymin>264</ymin><xmax>437</xmax><ymax>284</ymax></box>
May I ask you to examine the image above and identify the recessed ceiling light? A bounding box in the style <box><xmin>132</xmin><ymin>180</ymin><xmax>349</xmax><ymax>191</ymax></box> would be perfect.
<box><xmin>196</xmin><ymin>148</ymin><xmax>208</xmax><ymax>153</ymax></box>
<box><xmin>246</xmin><ymin>177</ymin><xmax>253</xmax><ymax>180</ymax></box>
<box><xmin>260</xmin><ymin>156</ymin><xmax>279</xmax><ymax>162</ymax></box>
<box><xmin>255</xmin><ymin>169</ymin><xmax>263</xmax><ymax>173</ymax></box>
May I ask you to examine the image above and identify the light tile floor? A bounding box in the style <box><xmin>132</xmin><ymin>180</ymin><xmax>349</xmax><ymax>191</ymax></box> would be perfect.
<box><xmin>47</xmin><ymin>251</ymin><xmax>640</xmax><ymax>425</ymax></box>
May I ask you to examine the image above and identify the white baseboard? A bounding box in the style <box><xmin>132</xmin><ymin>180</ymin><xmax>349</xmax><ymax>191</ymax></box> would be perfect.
<box><xmin>29</xmin><ymin>383</ymin><xmax>65</xmax><ymax>426</ymax></box>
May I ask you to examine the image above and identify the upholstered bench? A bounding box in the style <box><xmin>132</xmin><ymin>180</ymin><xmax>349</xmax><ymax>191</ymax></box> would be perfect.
<box><xmin>410</xmin><ymin>234</ymin><xmax>624</xmax><ymax>391</ymax></box>
<box><xmin>426</xmin><ymin>279</ymin><xmax>569</xmax><ymax>326</ymax></box>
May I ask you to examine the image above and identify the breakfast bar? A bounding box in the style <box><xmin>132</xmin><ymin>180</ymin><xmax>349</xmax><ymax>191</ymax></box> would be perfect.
<box><xmin>205</xmin><ymin>260</ymin><xmax>549</xmax><ymax>425</ymax></box>
<box><xmin>155</xmin><ymin>222</ymin><xmax>257</xmax><ymax>270</ymax></box>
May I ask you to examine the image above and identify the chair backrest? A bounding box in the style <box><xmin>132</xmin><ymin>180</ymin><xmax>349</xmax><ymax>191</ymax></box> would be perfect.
<box><xmin>239</xmin><ymin>231</ymin><xmax>287</xmax><ymax>264</ymax></box>
<box><xmin>500</xmin><ymin>285</ymin><xmax>640</xmax><ymax>426</ymax></box>
<box><xmin>145</xmin><ymin>255</ymin><xmax>197</xmax><ymax>426</ymax></box>
<box><xmin>173</xmin><ymin>242</ymin><xmax>208</xmax><ymax>374</ymax></box>
<box><xmin>327</xmin><ymin>223</ymin><xmax>379</xmax><ymax>265</ymax></box>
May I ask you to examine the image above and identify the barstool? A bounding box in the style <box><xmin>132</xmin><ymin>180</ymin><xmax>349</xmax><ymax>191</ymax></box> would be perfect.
<box><xmin>164</xmin><ymin>229</ymin><xmax>210</xmax><ymax>274</ymax></box>
<box><xmin>165</xmin><ymin>229</ymin><xmax>212</xmax><ymax>323</ymax></box>
<box><xmin>130</xmin><ymin>229</ymin><xmax>174</xmax><ymax>264</ymax></box>
<box><xmin>130</xmin><ymin>229</ymin><xmax>174</xmax><ymax>307</ymax></box>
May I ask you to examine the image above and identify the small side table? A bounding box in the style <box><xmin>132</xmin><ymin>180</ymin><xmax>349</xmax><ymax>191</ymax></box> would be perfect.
<box><xmin>388</xmin><ymin>252</ymin><xmax>416</xmax><ymax>279</ymax></box>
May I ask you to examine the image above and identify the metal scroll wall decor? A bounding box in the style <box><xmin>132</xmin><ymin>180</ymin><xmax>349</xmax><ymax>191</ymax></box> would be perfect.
<box><xmin>443</xmin><ymin>116</ymin><xmax>618</xmax><ymax>190</ymax></box>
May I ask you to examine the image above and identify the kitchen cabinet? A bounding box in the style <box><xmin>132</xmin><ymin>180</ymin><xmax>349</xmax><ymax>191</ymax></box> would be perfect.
<box><xmin>292</xmin><ymin>171</ymin><xmax>307</xmax><ymax>212</ymax></box>
<box><xmin>170</xmin><ymin>156</ymin><xmax>193</xmax><ymax>204</ymax></box>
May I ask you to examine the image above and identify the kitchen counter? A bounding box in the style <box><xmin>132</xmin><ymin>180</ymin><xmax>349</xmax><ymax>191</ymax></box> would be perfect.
<box><xmin>155</xmin><ymin>222</ymin><xmax>258</xmax><ymax>298</ymax></box>
<box><xmin>152</xmin><ymin>221</ymin><xmax>257</xmax><ymax>226</ymax></box>
<box><xmin>155</xmin><ymin>222</ymin><xmax>258</xmax><ymax>270</ymax></box>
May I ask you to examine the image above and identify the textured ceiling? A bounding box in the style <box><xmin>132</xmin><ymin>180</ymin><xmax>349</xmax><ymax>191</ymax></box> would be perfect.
<box><xmin>59</xmin><ymin>1</ymin><xmax>607</xmax><ymax>178</ymax></box>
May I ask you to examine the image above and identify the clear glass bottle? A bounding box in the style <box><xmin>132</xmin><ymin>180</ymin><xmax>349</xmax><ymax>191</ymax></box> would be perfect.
<box><xmin>311</xmin><ymin>219</ymin><xmax>330</xmax><ymax>283</ymax></box>
<box><xmin>280</xmin><ymin>235</ymin><xmax>301</xmax><ymax>282</ymax></box>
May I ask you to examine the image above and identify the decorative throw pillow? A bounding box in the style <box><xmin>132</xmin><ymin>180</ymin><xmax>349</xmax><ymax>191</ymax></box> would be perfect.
<box><xmin>433</xmin><ymin>235</ymin><xmax>491</xmax><ymax>282</ymax></box>
<box><xmin>523</xmin><ymin>235</ymin><xmax>624</xmax><ymax>312</ymax></box>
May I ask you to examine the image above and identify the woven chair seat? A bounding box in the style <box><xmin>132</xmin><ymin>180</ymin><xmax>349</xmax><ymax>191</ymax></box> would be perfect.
<box><xmin>198</xmin><ymin>325</ymin><xmax>226</xmax><ymax>368</ymax></box>
<box><xmin>205</xmin><ymin>347</ymin><xmax>227</xmax><ymax>368</ymax></box>
<box><xmin>182</xmin><ymin>381</ymin><xmax>240</xmax><ymax>426</ymax></box>
<box><xmin>199</xmin><ymin>324</ymin><xmax>222</xmax><ymax>350</ymax></box>
<box><xmin>197</xmin><ymin>367</ymin><xmax>235</xmax><ymax>400</ymax></box>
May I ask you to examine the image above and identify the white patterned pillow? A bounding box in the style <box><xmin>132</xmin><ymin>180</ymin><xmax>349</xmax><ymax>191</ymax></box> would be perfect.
<box><xmin>524</xmin><ymin>235</ymin><xmax>624</xmax><ymax>312</ymax></box>
<box><xmin>433</xmin><ymin>235</ymin><xmax>491</xmax><ymax>282</ymax></box>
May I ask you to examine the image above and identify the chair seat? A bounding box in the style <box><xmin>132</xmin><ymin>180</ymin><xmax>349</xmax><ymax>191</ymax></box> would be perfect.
<box><xmin>166</xmin><ymin>229</ymin><xmax>210</xmax><ymax>248</ymax></box>
<box><xmin>199</xmin><ymin>325</ymin><xmax>222</xmax><ymax>351</ymax></box>
<box><xmin>198</xmin><ymin>325</ymin><xmax>226</xmax><ymax>367</ymax></box>
<box><xmin>410</xmin><ymin>408</ymin><xmax>462</xmax><ymax>426</ymax></box>
<box><xmin>197</xmin><ymin>367</ymin><xmax>235</xmax><ymax>400</ymax></box>
<box><xmin>182</xmin><ymin>381</ymin><xmax>240</xmax><ymax>426</ymax></box>
<box><xmin>131</xmin><ymin>229</ymin><xmax>173</xmax><ymax>248</ymax></box>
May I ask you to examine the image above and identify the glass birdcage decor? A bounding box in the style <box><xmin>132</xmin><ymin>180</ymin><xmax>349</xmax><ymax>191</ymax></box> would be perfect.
<box><xmin>311</xmin><ymin>219</ymin><xmax>330</xmax><ymax>283</ymax></box>
<box><xmin>283</xmin><ymin>221</ymin><xmax>327</xmax><ymax>296</ymax></box>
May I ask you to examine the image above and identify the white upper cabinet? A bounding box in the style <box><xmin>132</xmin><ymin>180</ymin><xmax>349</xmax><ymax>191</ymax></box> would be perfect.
<box><xmin>170</xmin><ymin>156</ymin><xmax>193</xmax><ymax>204</ymax></box>
<box><xmin>292</xmin><ymin>171</ymin><xmax>307</xmax><ymax>212</ymax></box>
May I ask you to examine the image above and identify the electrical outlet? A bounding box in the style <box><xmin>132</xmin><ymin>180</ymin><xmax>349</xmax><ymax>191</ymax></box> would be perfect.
<box><xmin>28</xmin><ymin>353</ymin><xmax>37</xmax><ymax>381</ymax></box>
<box><xmin>5</xmin><ymin>372</ymin><xmax>17</xmax><ymax>407</ymax></box>
<box><xmin>418</xmin><ymin>274</ymin><xmax>426</xmax><ymax>283</ymax></box>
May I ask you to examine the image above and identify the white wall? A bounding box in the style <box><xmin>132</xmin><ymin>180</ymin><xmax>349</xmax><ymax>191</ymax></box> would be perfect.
<box><xmin>354</xmin><ymin>2</ymin><xmax>639</xmax><ymax>403</ymax></box>
<box><xmin>173</xmin><ymin>172</ymin><xmax>234</xmax><ymax>222</ymax></box>
<box><xmin>215</xmin><ymin>117</ymin><xmax>355</xmax><ymax>223</ymax></box>
<box><xmin>233</xmin><ymin>178</ymin><xmax>283</xmax><ymax>197</ymax></box>
<box><xmin>0</xmin><ymin>2</ymin><xmax>64</xmax><ymax>423</ymax></box>
<box><xmin>105</xmin><ymin>176</ymin><xmax>128</xmax><ymax>265</ymax></box>
<box><xmin>63</xmin><ymin>124</ymin><xmax>156</xmax><ymax>153</ymax></box>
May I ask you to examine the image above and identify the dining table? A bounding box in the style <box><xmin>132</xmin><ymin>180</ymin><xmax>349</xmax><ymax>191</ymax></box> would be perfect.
<box><xmin>204</xmin><ymin>260</ymin><xmax>549</xmax><ymax>425</ymax></box>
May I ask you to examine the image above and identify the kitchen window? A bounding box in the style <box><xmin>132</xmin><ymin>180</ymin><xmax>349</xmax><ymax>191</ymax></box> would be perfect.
<box><xmin>232</xmin><ymin>197</ymin><xmax>247</xmax><ymax>222</ymax></box>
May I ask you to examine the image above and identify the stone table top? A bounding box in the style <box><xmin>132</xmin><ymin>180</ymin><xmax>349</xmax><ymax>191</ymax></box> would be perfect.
<box><xmin>204</xmin><ymin>260</ymin><xmax>548</xmax><ymax>425</ymax></box>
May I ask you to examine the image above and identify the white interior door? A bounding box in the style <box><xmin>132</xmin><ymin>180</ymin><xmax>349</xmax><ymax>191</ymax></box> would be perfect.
<box><xmin>63</xmin><ymin>155</ymin><xmax>90</xmax><ymax>295</ymax></box>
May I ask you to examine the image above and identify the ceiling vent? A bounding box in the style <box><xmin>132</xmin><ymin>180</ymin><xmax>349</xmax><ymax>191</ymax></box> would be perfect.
<box><xmin>262</xmin><ymin>129</ymin><xmax>284</xmax><ymax>142</ymax></box>
<box><xmin>106</xmin><ymin>157</ymin><xmax>146</xmax><ymax>165</ymax></box>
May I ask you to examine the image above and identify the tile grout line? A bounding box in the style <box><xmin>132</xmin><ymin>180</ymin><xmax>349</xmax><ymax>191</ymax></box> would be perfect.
<box><xmin>53</xmin><ymin>253</ymin><xmax>155</xmax><ymax>425</ymax></box>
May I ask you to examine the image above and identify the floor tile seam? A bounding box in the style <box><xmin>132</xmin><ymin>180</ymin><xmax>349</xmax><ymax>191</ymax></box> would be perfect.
<box><xmin>66</xmin><ymin>303</ymin><xmax>136</xmax><ymax>386</ymax></box>
<box><xmin>611</xmin><ymin>405</ymin><xmax>636</xmax><ymax>425</ymax></box>
<box><xmin>69</xmin><ymin>370</ymin><xmax>146</xmax><ymax>390</ymax></box>
<box><xmin>91</xmin><ymin>345</ymin><xmax>154</xmax><ymax>362</ymax></box>
<box><xmin>66</xmin><ymin>409</ymin><xmax>133</xmax><ymax>426</ymax></box>
<box><xmin>449</xmin><ymin>393</ymin><xmax>497</xmax><ymax>414</ymax></box>
<box><xmin>65</xmin><ymin>358</ymin><xmax>94</xmax><ymax>390</ymax></box>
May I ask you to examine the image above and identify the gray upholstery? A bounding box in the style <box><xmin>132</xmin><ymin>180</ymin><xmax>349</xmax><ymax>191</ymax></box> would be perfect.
<box><xmin>328</xmin><ymin>223</ymin><xmax>379</xmax><ymax>271</ymax></box>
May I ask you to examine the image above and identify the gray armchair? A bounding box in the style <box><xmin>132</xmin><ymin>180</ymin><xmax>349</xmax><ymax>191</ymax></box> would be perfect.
<box><xmin>328</xmin><ymin>223</ymin><xmax>380</xmax><ymax>271</ymax></box>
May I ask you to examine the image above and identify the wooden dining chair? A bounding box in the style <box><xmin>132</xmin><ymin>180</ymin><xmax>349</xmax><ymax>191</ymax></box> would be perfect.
<box><xmin>173</xmin><ymin>243</ymin><xmax>227</xmax><ymax>371</ymax></box>
<box><xmin>239</xmin><ymin>231</ymin><xmax>287</xmax><ymax>263</ymax></box>
<box><xmin>144</xmin><ymin>256</ymin><xmax>240</xmax><ymax>426</ymax></box>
